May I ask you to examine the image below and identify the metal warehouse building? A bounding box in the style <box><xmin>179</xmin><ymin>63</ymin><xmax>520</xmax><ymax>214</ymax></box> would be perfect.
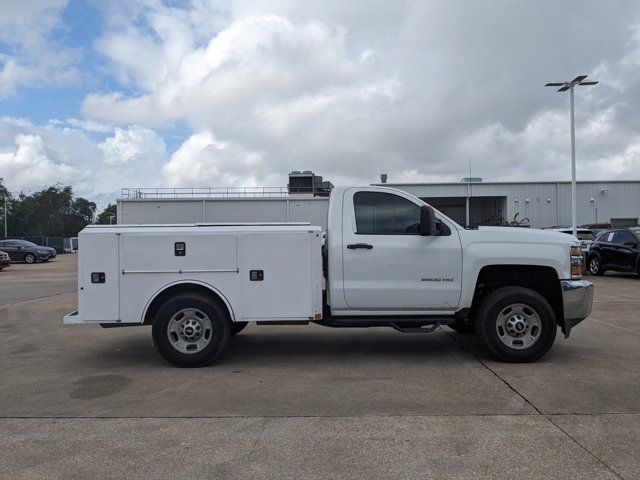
<box><xmin>380</xmin><ymin>180</ymin><xmax>640</xmax><ymax>229</ymax></box>
<box><xmin>117</xmin><ymin>176</ymin><xmax>640</xmax><ymax>230</ymax></box>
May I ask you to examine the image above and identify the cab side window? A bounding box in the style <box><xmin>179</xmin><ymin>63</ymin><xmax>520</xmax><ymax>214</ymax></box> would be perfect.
<box><xmin>354</xmin><ymin>192</ymin><xmax>421</xmax><ymax>235</ymax></box>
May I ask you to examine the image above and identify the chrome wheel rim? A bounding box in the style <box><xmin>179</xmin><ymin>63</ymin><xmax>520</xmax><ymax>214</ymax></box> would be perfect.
<box><xmin>167</xmin><ymin>308</ymin><xmax>213</xmax><ymax>354</ymax></box>
<box><xmin>25</xmin><ymin>254</ymin><xmax>35</xmax><ymax>264</ymax></box>
<box><xmin>589</xmin><ymin>258</ymin><xmax>599</xmax><ymax>274</ymax></box>
<box><xmin>495</xmin><ymin>303</ymin><xmax>541</xmax><ymax>350</ymax></box>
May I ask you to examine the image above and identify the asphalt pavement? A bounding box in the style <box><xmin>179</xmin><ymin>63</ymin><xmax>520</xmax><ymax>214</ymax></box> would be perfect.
<box><xmin>0</xmin><ymin>255</ymin><xmax>638</xmax><ymax>479</ymax></box>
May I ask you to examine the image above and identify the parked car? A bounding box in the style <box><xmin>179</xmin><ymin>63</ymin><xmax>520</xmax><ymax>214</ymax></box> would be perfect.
<box><xmin>0</xmin><ymin>251</ymin><xmax>10</xmax><ymax>270</ymax></box>
<box><xmin>588</xmin><ymin>229</ymin><xmax>640</xmax><ymax>276</ymax></box>
<box><xmin>0</xmin><ymin>240</ymin><xmax>57</xmax><ymax>264</ymax></box>
<box><xmin>542</xmin><ymin>228</ymin><xmax>595</xmax><ymax>271</ymax></box>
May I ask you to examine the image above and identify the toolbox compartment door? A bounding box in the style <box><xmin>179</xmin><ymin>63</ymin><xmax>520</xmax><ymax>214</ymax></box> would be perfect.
<box><xmin>78</xmin><ymin>232</ymin><xmax>120</xmax><ymax>322</ymax></box>
<box><xmin>241</xmin><ymin>231</ymin><xmax>319</xmax><ymax>320</ymax></box>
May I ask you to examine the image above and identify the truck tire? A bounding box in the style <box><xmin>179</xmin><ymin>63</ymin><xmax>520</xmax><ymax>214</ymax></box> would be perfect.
<box><xmin>477</xmin><ymin>287</ymin><xmax>557</xmax><ymax>363</ymax></box>
<box><xmin>231</xmin><ymin>321</ymin><xmax>249</xmax><ymax>336</ymax></box>
<box><xmin>588</xmin><ymin>254</ymin><xmax>605</xmax><ymax>276</ymax></box>
<box><xmin>152</xmin><ymin>293</ymin><xmax>231</xmax><ymax>367</ymax></box>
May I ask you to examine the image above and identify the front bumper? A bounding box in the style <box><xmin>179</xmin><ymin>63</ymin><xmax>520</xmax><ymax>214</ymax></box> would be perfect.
<box><xmin>560</xmin><ymin>279</ymin><xmax>594</xmax><ymax>337</ymax></box>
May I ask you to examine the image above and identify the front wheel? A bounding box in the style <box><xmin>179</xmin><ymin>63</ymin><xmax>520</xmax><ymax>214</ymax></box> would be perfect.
<box><xmin>152</xmin><ymin>293</ymin><xmax>231</xmax><ymax>367</ymax></box>
<box><xmin>477</xmin><ymin>287</ymin><xmax>557</xmax><ymax>363</ymax></box>
<box><xmin>24</xmin><ymin>253</ymin><xmax>36</xmax><ymax>264</ymax></box>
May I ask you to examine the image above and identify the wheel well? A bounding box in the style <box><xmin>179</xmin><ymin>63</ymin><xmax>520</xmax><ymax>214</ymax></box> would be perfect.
<box><xmin>143</xmin><ymin>283</ymin><xmax>232</xmax><ymax>325</ymax></box>
<box><xmin>470</xmin><ymin>265</ymin><xmax>564</xmax><ymax>328</ymax></box>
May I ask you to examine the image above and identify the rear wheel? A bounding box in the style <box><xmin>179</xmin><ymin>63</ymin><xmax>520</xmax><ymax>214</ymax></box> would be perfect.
<box><xmin>152</xmin><ymin>293</ymin><xmax>231</xmax><ymax>367</ymax></box>
<box><xmin>477</xmin><ymin>287</ymin><xmax>557</xmax><ymax>363</ymax></box>
<box><xmin>588</xmin><ymin>254</ymin><xmax>605</xmax><ymax>276</ymax></box>
<box><xmin>24</xmin><ymin>253</ymin><xmax>36</xmax><ymax>264</ymax></box>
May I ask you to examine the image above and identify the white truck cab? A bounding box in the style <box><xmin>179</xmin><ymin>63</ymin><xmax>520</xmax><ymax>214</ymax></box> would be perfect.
<box><xmin>65</xmin><ymin>186</ymin><xmax>593</xmax><ymax>366</ymax></box>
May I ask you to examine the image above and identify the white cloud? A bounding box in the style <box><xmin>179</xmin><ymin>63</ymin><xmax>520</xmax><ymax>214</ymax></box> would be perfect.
<box><xmin>162</xmin><ymin>131</ymin><xmax>271</xmax><ymax>187</ymax></box>
<box><xmin>83</xmin><ymin>14</ymin><xmax>382</xmax><ymax>127</ymax></box>
<box><xmin>77</xmin><ymin>1</ymin><xmax>640</xmax><ymax>189</ymax></box>
<box><xmin>0</xmin><ymin>133</ymin><xmax>80</xmax><ymax>191</ymax></box>
<box><xmin>0</xmin><ymin>0</ymin><xmax>80</xmax><ymax>97</ymax></box>
<box><xmin>63</xmin><ymin>119</ymin><xmax>113</xmax><ymax>133</ymax></box>
<box><xmin>0</xmin><ymin>118</ymin><xmax>168</xmax><ymax>206</ymax></box>
<box><xmin>99</xmin><ymin>126</ymin><xmax>166</xmax><ymax>165</ymax></box>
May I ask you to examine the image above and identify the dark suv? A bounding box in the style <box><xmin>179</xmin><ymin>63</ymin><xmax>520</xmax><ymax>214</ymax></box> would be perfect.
<box><xmin>0</xmin><ymin>240</ymin><xmax>57</xmax><ymax>264</ymax></box>
<box><xmin>588</xmin><ymin>229</ymin><xmax>640</xmax><ymax>276</ymax></box>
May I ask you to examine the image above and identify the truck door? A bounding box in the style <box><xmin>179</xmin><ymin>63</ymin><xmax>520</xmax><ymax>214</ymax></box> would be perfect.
<box><xmin>341</xmin><ymin>189</ymin><xmax>462</xmax><ymax>311</ymax></box>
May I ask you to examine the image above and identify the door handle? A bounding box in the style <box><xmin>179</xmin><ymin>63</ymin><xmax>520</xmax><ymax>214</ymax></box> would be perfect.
<box><xmin>347</xmin><ymin>243</ymin><xmax>373</xmax><ymax>250</ymax></box>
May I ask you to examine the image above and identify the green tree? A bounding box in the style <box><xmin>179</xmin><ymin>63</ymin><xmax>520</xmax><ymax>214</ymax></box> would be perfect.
<box><xmin>96</xmin><ymin>203</ymin><xmax>118</xmax><ymax>225</ymax></box>
<box><xmin>6</xmin><ymin>185</ymin><xmax>96</xmax><ymax>237</ymax></box>
<box><xmin>66</xmin><ymin>197</ymin><xmax>98</xmax><ymax>234</ymax></box>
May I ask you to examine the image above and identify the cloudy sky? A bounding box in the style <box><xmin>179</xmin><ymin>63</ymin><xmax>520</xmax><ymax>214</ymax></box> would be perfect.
<box><xmin>1</xmin><ymin>0</ymin><xmax>639</xmax><ymax>205</ymax></box>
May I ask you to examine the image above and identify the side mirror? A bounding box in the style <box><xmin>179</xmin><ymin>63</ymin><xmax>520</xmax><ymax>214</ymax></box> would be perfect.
<box><xmin>17</xmin><ymin>245</ymin><xmax>23</xmax><ymax>250</ymax></box>
<box><xmin>420</xmin><ymin>205</ymin><xmax>440</xmax><ymax>236</ymax></box>
<box><xmin>624</xmin><ymin>240</ymin><xmax>638</xmax><ymax>246</ymax></box>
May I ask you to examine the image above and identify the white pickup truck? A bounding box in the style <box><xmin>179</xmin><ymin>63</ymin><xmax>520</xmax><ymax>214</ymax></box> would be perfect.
<box><xmin>65</xmin><ymin>186</ymin><xmax>593</xmax><ymax>366</ymax></box>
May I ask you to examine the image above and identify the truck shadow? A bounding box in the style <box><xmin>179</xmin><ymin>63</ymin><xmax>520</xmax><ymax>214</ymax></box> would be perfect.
<box><xmin>84</xmin><ymin>326</ymin><xmax>488</xmax><ymax>368</ymax></box>
<box><xmin>226</xmin><ymin>329</ymin><xmax>460</xmax><ymax>364</ymax></box>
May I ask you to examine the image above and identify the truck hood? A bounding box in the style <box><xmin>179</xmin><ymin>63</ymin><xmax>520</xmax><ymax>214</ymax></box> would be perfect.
<box><xmin>463</xmin><ymin>226</ymin><xmax>578</xmax><ymax>245</ymax></box>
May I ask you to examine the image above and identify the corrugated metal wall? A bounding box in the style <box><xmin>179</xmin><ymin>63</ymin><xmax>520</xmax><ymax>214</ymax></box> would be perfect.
<box><xmin>387</xmin><ymin>181</ymin><xmax>640</xmax><ymax>228</ymax></box>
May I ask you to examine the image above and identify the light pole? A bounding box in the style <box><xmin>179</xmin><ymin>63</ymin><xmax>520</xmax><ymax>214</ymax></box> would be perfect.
<box><xmin>545</xmin><ymin>75</ymin><xmax>598</xmax><ymax>237</ymax></box>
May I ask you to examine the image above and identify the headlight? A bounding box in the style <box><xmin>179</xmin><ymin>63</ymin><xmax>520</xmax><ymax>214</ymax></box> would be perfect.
<box><xmin>570</xmin><ymin>244</ymin><xmax>583</xmax><ymax>278</ymax></box>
